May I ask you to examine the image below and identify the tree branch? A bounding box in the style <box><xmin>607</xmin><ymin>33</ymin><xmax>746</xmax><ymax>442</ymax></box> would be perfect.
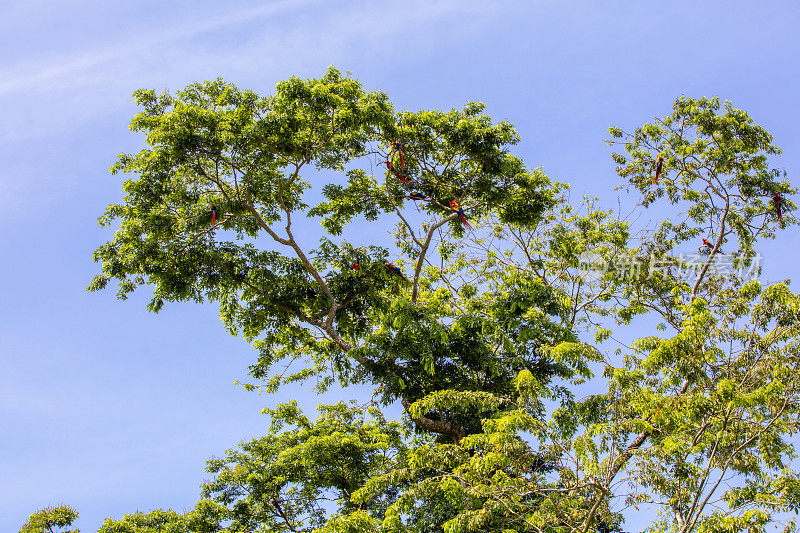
<box><xmin>412</xmin><ymin>213</ymin><xmax>458</xmax><ymax>303</ymax></box>
<box><xmin>401</xmin><ymin>397</ymin><xmax>465</xmax><ymax>444</ymax></box>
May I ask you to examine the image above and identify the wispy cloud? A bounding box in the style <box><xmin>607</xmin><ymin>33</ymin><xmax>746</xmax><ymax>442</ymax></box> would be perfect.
<box><xmin>0</xmin><ymin>0</ymin><xmax>499</xmax><ymax>99</ymax></box>
<box><xmin>0</xmin><ymin>0</ymin><xmax>320</xmax><ymax>97</ymax></box>
<box><xmin>0</xmin><ymin>0</ymin><xmax>502</xmax><ymax>143</ymax></box>
<box><xmin>0</xmin><ymin>0</ymin><xmax>506</xmax><ymax>215</ymax></box>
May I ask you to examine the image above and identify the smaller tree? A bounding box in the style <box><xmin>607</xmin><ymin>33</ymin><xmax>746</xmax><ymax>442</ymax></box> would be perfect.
<box><xmin>96</xmin><ymin>503</ymin><xmax>226</xmax><ymax>533</ymax></box>
<box><xmin>19</xmin><ymin>505</ymin><xmax>79</xmax><ymax>533</ymax></box>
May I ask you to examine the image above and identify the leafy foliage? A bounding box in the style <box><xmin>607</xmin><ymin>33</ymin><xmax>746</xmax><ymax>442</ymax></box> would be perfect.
<box><xmin>20</xmin><ymin>506</ymin><xmax>79</xmax><ymax>533</ymax></box>
<box><xmin>26</xmin><ymin>71</ymin><xmax>797</xmax><ymax>532</ymax></box>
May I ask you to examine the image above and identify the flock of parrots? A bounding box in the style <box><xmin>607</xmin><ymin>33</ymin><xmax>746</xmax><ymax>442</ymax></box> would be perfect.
<box><xmin>204</xmin><ymin>140</ymin><xmax>473</xmax><ymax>283</ymax></box>
<box><xmin>653</xmin><ymin>153</ymin><xmax>786</xmax><ymax>255</ymax></box>
<box><xmin>198</xmin><ymin>147</ymin><xmax>784</xmax><ymax>523</ymax></box>
<box><xmin>204</xmin><ymin>147</ymin><xmax>786</xmax><ymax>280</ymax></box>
<box><xmin>383</xmin><ymin>140</ymin><xmax>473</xmax><ymax>230</ymax></box>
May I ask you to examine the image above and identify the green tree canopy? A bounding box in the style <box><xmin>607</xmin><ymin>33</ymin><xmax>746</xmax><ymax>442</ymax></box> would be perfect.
<box><xmin>20</xmin><ymin>505</ymin><xmax>79</xmax><ymax>533</ymax></box>
<box><xmin>29</xmin><ymin>68</ymin><xmax>798</xmax><ymax>533</ymax></box>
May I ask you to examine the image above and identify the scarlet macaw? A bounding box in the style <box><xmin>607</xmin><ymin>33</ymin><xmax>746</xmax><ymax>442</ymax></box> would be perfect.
<box><xmin>272</xmin><ymin>500</ymin><xmax>290</xmax><ymax>525</ymax></box>
<box><xmin>450</xmin><ymin>200</ymin><xmax>473</xmax><ymax>230</ymax></box>
<box><xmin>407</xmin><ymin>192</ymin><xmax>428</xmax><ymax>201</ymax></box>
<box><xmin>654</xmin><ymin>154</ymin><xmax>664</xmax><ymax>184</ymax></box>
<box><xmin>351</xmin><ymin>261</ymin><xmax>371</xmax><ymax>278</ymax></box>
<box><xmin>210</xmin><ymin>205</ymin><xmax>218</xmax><ymax>228</ymax></box>
<box><xmin>385</xmin><ymin>262</ymin><xmax>410</xmax><ymax>282</ymax></box>
<box><xmin>773</xmin><ymin>193</ymin><xmax>784</xmax><ymax>223</ymax></box>
<box><xmin>385</xmin><ymin>160</ymin><xmax>410</xmax><ymax>184</ymax></box>
<box><xmin>700</xmin><ymin>238</ymin><xmax>724</xmax><ymax>254</ymax></box>
<box><xmin>391</xmin><ymin>140</ymin><xmax>405</xmax><ymax>169</ymax></box>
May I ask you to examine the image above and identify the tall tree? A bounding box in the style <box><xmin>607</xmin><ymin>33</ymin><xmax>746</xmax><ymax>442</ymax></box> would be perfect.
<box><xmin>73</xmin><ymin>70</ymin><xmax>800</xmax><ymax>532</ymax></box>
<box><xmin>20</xmin><ymin>506</ymin><xmax>79</xmax><ymax>533</ymax></box>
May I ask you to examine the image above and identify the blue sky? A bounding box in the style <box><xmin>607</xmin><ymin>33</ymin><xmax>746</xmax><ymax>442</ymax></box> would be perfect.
<box><xmin>1</xmin><ymin>1</ymin><xmax>799</xmax><ymax>531</ymax></box>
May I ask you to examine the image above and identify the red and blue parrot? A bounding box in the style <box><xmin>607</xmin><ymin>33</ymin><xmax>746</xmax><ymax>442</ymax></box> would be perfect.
<box><xmin>385</xmin><ymin>160</ymin><xmax>410</xmax><ymax>184</ymax></box>
<box><xmin>773</xmin><ymin>193</ymin><xmax>784</xmax><ymax>223</ymax></box>
<box><xmin>352</xmin><ymin>262</ymin><xmax>371</xmax><ymax>277</ymax></box>
<box><xmin>450</xmin><ymin>200</ymin><xmax>473</xmax><ymax>230</ymax></box>
<box><xmin>272</xmin><ymin>500</ymin><xmax>290</xmax><ymax>525</ymax></box>
<box><xmin>391</xmin><ymin>140</ymin><xmax>405</xmax><ymax>170</ymax></box>
<box><xmin>700</xmin><ymin>238</ymin><xmax>724</xmax><ymax>254</ymax></box>
<box><xmin>385</xmin><ymin>262</ymin><xmax>410</xmax><ymax>282</ymax></box>
<box><xmin>210</xmin><ymin>205</ymin><xmax>219</xmax><ymax>228</ymax></box>
<box><xmin>654</xmin><ymin>154</ymin><xmax>664</xmax><ymax>184</ymax></box>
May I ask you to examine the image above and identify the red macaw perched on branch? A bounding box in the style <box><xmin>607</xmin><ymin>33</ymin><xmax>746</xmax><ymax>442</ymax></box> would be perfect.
<box><xmin>210</xmin><ymin>205</ymin><xmax>218</xmax><ymax>228</ymax></box>
<box><xmin>654</xmin><ymin>154</ymin><xmax>664</xmax><ymax>184</ymax></box>
<box><xmin>272</xmin><ymin>500</ymin><xmax>291</xmax><ymax>526</ymax></box>
<box><xmin>773</xmin><ymin>193</ymin><xmax>785</xmax><ymax>224</ymax></box>
<box><xmin>385</xmin><ymin>160</ymin><xmax>410</xmax><ymax>184</ymax></box>
<box><xmin>449</xmin><ymin>200</ymin><xmax>473</xmax><ymax>230</ymax></box>
<box><xmin>385</xmin><ymin>262</ymin><xmax>410</xmax><ymax>282</ymax></box>
<box><xmin>407</xmin><ymin>192</ymin><xmax>428</xmax><ymax>201</ymax></box>
<box><xmin>700</xmin><ymin>238</ymin><xmax>724</xmax><ymax>254</ymax></box>
<box><xmin>351</xmin><ymin>262</ymin><xmax>371</xmax><ymax>277</ymax></box>
<box><xmin>391</xmin><ymin>140</ymin><xmax>405</xmax><ymax>170</ymax></box>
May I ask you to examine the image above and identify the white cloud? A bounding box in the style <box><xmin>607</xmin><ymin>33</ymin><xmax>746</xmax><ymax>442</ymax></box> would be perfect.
<box><xmin>0</xmin><ymin>0</ymin><xmax>320</xmax><ymax>97</ymax></box>
<box><xmin>0</xmin><ymin>0</ymin><xmax>508</xmax><ymax>219</ymax></box>
<box><xmin>0</xmin><ymin>0</ymin><xmax>503</xmax><ymax>145</ymax></box>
